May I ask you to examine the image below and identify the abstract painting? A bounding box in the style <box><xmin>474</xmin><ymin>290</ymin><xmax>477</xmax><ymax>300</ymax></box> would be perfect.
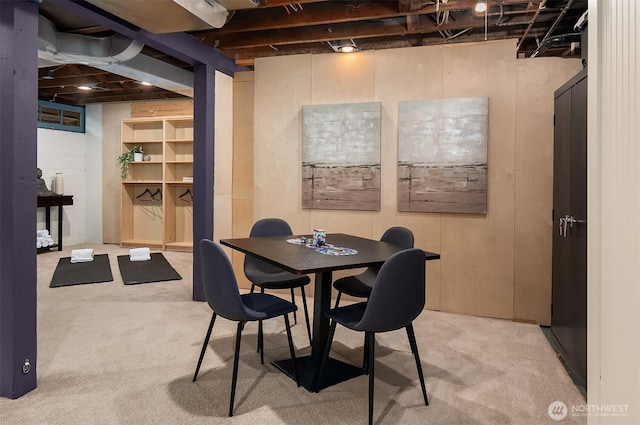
<box><xmin>398</xmin><ymin>97</ymin><xmax>488</xmax><ymax>214</ymax></box>
<box><xmin>302</xmin><ymin>102</ymin><xmax>381</xmax><ymax>211</ymax></box>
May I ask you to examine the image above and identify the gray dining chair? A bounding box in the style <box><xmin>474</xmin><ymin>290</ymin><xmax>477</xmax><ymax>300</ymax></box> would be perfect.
<box><xmin>332</xmin><ymin>226</ymin><xmax>414</xmax><ymax>308</ymax></box>
<box><xmin>193</xmin><ymin>239</ymin><xmax>300</xmax><ymax>417</ymax></box>
<box><xmin>244</xmin><ymin>218</ymin><xmax>312</xmax><ymax>350</ymax></box>
<box><xmin>317</xmin><ymin>248</ymin><xmax>429</xmax><ymax>425</ymax></box>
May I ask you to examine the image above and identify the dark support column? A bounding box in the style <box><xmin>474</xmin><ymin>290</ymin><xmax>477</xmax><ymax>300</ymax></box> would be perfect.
<box><xmin>192</xmin><ymin>64</ymin><xmax>215</xmax><ymax>301</ymax></box>
<box><xmin>0</xmin><ymin>0</ymin><xmax>39</xmax><ymax>399</ymax></box>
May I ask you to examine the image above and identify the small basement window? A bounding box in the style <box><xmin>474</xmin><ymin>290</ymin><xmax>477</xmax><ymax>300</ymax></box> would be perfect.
<box><xmin>37</xmin><ymin>100</ymin><xmax>85</xmax><ymax>133</ymax></box>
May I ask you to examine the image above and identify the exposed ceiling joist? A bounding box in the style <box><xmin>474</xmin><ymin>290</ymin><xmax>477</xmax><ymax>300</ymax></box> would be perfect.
<box><xmin>38</xmin><ymin>0</ymin><xmax>588</xmax><ymax>106</ymax></box>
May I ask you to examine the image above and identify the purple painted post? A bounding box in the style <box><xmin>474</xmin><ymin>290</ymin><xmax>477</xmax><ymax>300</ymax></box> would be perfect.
<box><xmin>192</xmin><ymin>64</ymin><xmax>216</xmax><ymax>302</ymax></box>
<box><xmin>0</xmin><ymin>0</ymin><xmax>39</xmax><ymax>398</ymax></box>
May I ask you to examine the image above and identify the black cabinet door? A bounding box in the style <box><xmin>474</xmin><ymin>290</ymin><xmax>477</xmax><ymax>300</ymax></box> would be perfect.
<box><xmin>551</xmin><ymin>70</ymin><xmax>587</xmax><ymax>391</ymax></box>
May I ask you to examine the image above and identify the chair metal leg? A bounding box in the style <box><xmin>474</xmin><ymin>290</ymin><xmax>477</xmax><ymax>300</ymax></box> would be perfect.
<box><xmin>283</xmin><ymin>314</ymin><xmax>300</xmax><ymax>387</ymax></box>
<box><xmin>193</xmin><ymin>312</ymin><xmax>217</xmax><ymax>382</ymax></box>
<box><xmin>290</xmin><ymin>288</ymin><xmax>298</xmax><ymax>325</ymax></box>
<box><xmin>229</xmin><ymin>321</ymin><xmax>244</xmax><ymax>417</ymax></box>
<box><xmin>334</xmin><ymin>291</ymin><xmax>342</xmax><ymax>309</ymax></box>
<box><xmin>249</xmin><ymin>283</ymin><xmax>256</xmax><ymax>293</ymax></box>
<box><xmin>362</xmin><ymin>332</ymin><xmax>371</xmax><ymax>373</ymax></box>
<box><xmin>258</xmin><ymin>320</ymin><xmax>264</xmax><ymax>364</ymax></box>
<box><xmin>314</xmin><ymin>319</ymin><xmax>337</xmax><ymax>392</ymax></box>
<box><xmin>257</xmin><ymin>287</ymin><xmax>265</xmax><ymax>353</ymax></box>
<box><xmin>406</xmin><ymin>323</ymin><xmax>429</xmax><ymax>406</ymax></box>
<box><xmin>368</xmin><ymin>332</ymin><xmax>375</xmax><ymax>425</ymax></box>
<box><xmin>299</xmin><ymin>285</ymin><xmax>312</xmax><ymax>345</ymax></box>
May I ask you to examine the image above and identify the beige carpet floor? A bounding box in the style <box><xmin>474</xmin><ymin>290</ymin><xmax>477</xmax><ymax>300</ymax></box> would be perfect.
<box><xmin>1</xmin><ymin>244</ymin><xmax>586</xmax><ymax>425</ymax></box>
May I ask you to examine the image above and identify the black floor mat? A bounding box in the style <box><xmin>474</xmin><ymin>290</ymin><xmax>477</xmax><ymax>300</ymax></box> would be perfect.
<box><xmin>117</xmin><ymin>252</ymin><xmax>182</xmax><ymax>285</ymax></box>
<box><xmin>49</xmin><ymin>254</ymin><xmax>113</xmax><ymax>288</ymax></box>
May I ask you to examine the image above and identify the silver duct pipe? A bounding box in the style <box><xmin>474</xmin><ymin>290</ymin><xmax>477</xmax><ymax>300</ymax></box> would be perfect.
<box><xmin>38</xmin><ymin>15</ymin><xmax>193</xmax><ymax>97</ymax></box>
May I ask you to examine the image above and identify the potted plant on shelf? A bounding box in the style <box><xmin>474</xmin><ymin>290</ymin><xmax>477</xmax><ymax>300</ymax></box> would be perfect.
<box><xmin>117</xmin><ymin>146</ymin><xmax>143</xmax><ymax>180</ymax></box>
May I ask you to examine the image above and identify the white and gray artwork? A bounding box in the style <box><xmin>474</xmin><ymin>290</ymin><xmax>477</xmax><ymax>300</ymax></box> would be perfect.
<box><xmin>398</xmin><ymin>97</ymin><xmax>488</xmax><ymax>214</ymax></box>
<box><xmin>302</xmin><ymin>102</ymin><xmax>381</xmax><ymax>211</ymax></box>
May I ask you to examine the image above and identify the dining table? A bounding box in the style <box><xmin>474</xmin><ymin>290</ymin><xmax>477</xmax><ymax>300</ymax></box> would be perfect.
<box><xmin>219</xmin><ymin>232</ymin><xmax>440</xmax><ymax>392</ymax></box>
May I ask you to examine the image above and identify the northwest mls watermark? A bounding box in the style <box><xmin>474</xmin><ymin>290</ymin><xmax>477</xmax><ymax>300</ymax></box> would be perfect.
<box><xmin>548</xmin><ymin>400</ymin><xmax>630</xmax><ymax>421</ymax></box>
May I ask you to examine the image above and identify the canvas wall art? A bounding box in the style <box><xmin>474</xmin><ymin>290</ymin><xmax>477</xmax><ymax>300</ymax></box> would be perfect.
<box><xmin>302</xmin><ymin>102</ymin><xmax>381</xmax><ymax>211</ymax></box>
<box><xmin>398</xmin><ymin>97</ymin><xmax>488</xmax><ymax>214</ymax></box>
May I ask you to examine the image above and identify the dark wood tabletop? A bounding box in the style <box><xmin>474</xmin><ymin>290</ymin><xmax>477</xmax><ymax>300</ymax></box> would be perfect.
<box><xmin>220</xmin><ymin>233</ymin><xmax>440</xmax><ymax>275</ymax></box>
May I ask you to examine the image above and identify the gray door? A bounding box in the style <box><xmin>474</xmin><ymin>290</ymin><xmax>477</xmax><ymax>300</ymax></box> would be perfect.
<box><xmin>552</xmin><ymin>70</ymin><xmax>587</xmax><ymax>391</ymax></box>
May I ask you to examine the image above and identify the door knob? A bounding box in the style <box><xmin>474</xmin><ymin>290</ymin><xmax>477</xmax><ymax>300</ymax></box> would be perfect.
<box><xmin>559</xmin><ymin>217</ymin><xmax>567</xmax><ymax>237</ymax></box>
<box><xmin>559</xmin><ymin>215</ymin><xmax>586</xmax><ymax>238</ymax></box>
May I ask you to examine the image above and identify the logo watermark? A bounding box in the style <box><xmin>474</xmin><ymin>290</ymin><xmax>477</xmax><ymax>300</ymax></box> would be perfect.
<box><xmin>548</xmin><ymin>401</ymin><xmax>568</xmax><ymax>421</ymax></box>
<box><xmin>548</xmin><ymin>401</ymin><xmax>630</xmax><ymax>420</ymax></box>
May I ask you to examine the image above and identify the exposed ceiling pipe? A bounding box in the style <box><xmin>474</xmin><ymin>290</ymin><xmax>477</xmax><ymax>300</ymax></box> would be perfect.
<box><xmin>516</xmin><ymin>0</ymin><xmax>547</xmax><ymax>54</ymax></box>
<box><xmin>38</xmin><ymin>15</ymin><xmax>193</xmax><ymax>97</ymax></box>
<box><xmin>530</xmin><ymin>0</ymin><xmax>576</xmax><ymax>58</ymax></box>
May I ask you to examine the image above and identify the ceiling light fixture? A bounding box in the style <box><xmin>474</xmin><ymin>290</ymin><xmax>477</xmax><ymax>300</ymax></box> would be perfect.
<box><xmin>475</xmin><ymin>1</ymin><xmax>487</xmax><ymax>13</ymax></box>
<box><xmin>77</xmin><ymin>85</ymin><xmax>93</xmax><ymax>91</ymax></box>
<box><xmin>139</xmin><ymin>81</ymin><xmax>152</xmax><ymax>86</ymax></box>
<box><xmin>328</xmin><ymin>39</ymin><xmax>359</xmax><ymax>53</ymax></box>
<box><xmin>41</xmin><ymin>65</ymin><xmax>65</xmax><ymax>80</ymax></box>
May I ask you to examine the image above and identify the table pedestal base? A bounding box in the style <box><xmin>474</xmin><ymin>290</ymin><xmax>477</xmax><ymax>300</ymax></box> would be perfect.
<box><xmin>273</xmin><ymin>355</ymin><xmax>364</xmax><ymax>392</ymax></box>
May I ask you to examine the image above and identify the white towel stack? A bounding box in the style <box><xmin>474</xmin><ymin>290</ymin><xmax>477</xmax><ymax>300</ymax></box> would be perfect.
<box><xmin>36</xmin><ymin>230</ymin><xmax>55</xmax><ymax>248</ymax></box>
<box><xmin>70</xmin><ymin>248</ymin><xmax>94</xmax><ymax>263</ymax></box>
<box><xmin>129</xmin><ymin>247</ymin><xmax>151</xmax><ymax>262</ymax></box>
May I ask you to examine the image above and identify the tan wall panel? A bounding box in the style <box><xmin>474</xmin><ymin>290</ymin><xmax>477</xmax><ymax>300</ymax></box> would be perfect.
<box><xmin>308</xmin><ymin>210</ymin><xmax>373</xmax><ymax>238</ymax></box>
<box><xmin>514</xmin><ymin>58</ymin><xmax>583</xmax><ymax>325</ymax></box>
<box><xmin>231</xmin><ymin>71</ymin><xmax>255</xmax><ymax>284</ymax></box>
<box><xmin>254</xmin><ymin>55</ymin><xmax>312</xmax><ymax>232</ymax></box>
<box><xmin>232</xmin><ymin>72</ymin><xmax>255</xmax><ymax>203</ymax></box>
<box><xmin>214</xmin><ymin>72</ymin><xmax>234</xmax><ymax>261</ymax></box>
<box><xmin>251</xmin><ymin>42</ymin><xmax>568</xmax><ymax>321</ymax></box>
<box><xmin>215</xmin><ymin>72</ymin><xmax>233</xmax><ymax>199</ymax></box>
<box><xmin>374</xmin><ymin>46</ymin><xmax>445</xmax><ymax>310</ymax></box>
<box><xmin>440</xmin><ymin>40</ymin><xmax>517</xmax><ymax>319</ymax></box>
<box><xmin>102</xmin><ymin>103</ymin><xmax>131</xmax><ymax>243</ymax></box>
<box><xmin>231</xmin><ymin>198</ymin><xmax>254</xmax><ymax>289</ymax></box>
<box><xmin>214</xmin><ymin>194</ymin><xmax>232</xmax><ymax>244</ymax></box>
<box><xmin>233</xmin><ymin>71</ymin><xmax>255</xmax><ymax>143</ymax></box>
<box><xmin>311</xmin><ymin>51</ymin><xmax>375</xmax><ymax>103</ymax></box>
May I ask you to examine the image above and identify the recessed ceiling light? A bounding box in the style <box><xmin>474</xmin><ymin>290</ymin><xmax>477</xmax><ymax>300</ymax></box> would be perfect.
<box><xmin>329</xmin><ymin>39</ymin><xmax>359</xmax><ymax>53</ymax></box>
<box><xmin>78</xmin><ymin>85</ymin><xmax>92</xmax><ymax>91</ymax></box>
<box><xmin>475</xmin><ymin>1</ymin><xmax>487</xmax><ymax>13</ymax></box>
<box><xmin>140</xmin><ymin>81</ymin><xmax>152</xmax><ymax>86</ymax></box>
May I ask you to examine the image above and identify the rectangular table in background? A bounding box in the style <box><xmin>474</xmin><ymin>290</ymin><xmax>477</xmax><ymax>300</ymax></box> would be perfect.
<box><xmin>220</xmin><ymin>233</ymin><xmax>440</xmax><ymax>392</ymax></box>
<box><xmin>37</xmin><ymin>195</ymin><xmax>73</xmax><ymax>253</ymax></box>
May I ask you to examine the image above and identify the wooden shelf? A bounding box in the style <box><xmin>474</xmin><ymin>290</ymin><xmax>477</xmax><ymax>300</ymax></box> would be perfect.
<box><xmin>165</xmin><ymin>241</ymin><xmax>194</xmax><ymax>252</ymax></box>
<box><xmin>121</xmin><ymin>116</ymin><xmax>194</xmax><ymax>251</ymax></box>
<box><xmin>122</xmin><ymin>139</ymin><xmax>163</xmax><ymax>144</ymax></box>
<box><xmin>121</xmin><ymin>239</ymin><xmax>164</xmax><ymax>249</ymax></box>
<box><xmin>123</xmin><ymin>180</ymin><xmax>163</xmax><ymax>185</ymax></box>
